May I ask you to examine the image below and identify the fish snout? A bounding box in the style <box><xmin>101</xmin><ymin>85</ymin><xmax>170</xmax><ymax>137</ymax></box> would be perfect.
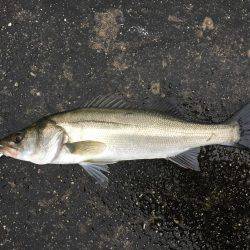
<box><xmin>0</xmin><ymin>142</ymin><xmax>19</xmax><ymax>158</ymax></box>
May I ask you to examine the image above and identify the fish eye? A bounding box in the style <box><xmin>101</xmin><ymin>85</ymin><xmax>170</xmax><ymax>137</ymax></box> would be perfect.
<box><xmin>13</xmin><ymin>133</ymin><xmax>24</xmax><ymax>144</ymax></box>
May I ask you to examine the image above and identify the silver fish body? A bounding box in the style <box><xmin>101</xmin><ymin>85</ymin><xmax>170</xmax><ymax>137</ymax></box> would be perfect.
<box><xmin>0</xmin><ymin>98</ymin><xmax>249</xmax><ymax>186</ymax></box>
<box><xmin>50</xmin><ymin>108</ymin><xmax>239</xmax><ymax>164</ymax></box>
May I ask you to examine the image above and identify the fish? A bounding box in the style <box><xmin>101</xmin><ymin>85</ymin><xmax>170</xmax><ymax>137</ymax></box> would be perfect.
<box><xmin>0</xmin><ymin>96</ymin><xmax>249</xmax><ymax>186</ymax></box>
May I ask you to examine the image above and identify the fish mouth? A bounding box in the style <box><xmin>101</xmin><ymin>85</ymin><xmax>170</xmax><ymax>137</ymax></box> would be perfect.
<box><xmin>0</xmin><ymin>144</ymin><xmax>19</xmax><ymax>158</ymax></box>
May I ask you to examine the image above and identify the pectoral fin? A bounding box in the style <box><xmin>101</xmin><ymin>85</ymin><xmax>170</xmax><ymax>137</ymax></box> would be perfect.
<box><xmin>65</xmin><ymin>141</ymin><xmax>106</xmax><ymax>158</ymax></box>
<box><xmin>79</xmin><ymin>162</ymin><xmax>109</xmax><ymax>187</ymax></box>
<box><xmin>168</xmin><ymin>147</ymin><xmax>200</xmax><ymax>171</ymax></box>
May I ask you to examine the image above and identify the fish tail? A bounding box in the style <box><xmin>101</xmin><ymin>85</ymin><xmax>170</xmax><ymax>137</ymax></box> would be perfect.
<box><xmin>230</xmin><ymin>103</ymin><xmax>250</xmax><ymax>149</ymax></box>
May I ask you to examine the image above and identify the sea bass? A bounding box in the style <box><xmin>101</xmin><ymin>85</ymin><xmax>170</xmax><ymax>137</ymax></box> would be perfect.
<box><xmin>0</xmin><ymin>97</ymin><xmax>249</xmax><ymax>186</ymax></box>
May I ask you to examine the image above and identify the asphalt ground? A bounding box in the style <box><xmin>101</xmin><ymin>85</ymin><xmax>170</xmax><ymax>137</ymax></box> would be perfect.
<box><xmin>0</xmin><ymin>1</ymin><xmax>249</xmax><ymax>248</ymax></box>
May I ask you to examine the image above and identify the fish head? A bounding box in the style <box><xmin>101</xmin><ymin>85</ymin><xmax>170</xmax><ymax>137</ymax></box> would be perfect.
<box><xmin>0</xmin><ymin>126</ymin><xmax>39</xmax><ymax>161</ymax></box>
<box><xmin>0</xmin><ymin>121</ymin><xmax>66</xmax><ymax>164</ymax></box>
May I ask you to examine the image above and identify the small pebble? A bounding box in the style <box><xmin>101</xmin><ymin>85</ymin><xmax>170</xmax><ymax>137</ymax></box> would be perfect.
<box><xmin>201</xmin><ymin>17</ymin><xmax>215</xmax><ymax>30</ymax></box>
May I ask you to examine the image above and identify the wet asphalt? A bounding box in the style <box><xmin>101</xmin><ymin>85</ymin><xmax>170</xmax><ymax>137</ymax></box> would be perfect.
<box><xmin>0</xmin><ymin>0</ymin><xmax>249</xmax><ymax>249</ymax></box>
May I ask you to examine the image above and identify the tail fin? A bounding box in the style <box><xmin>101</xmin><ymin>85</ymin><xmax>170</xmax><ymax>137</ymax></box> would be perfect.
<box><xmin>230</xmin><ymin>103</ymin><xmax>250</xmax><ymax>148</ymax></box>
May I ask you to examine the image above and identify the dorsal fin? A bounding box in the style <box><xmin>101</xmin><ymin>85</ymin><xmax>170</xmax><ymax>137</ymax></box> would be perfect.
<box><xmin>140</xmin><ymin>96</ymin><xmax>182</xmax><ymax>118</ymax></box>
<box><xmin>84</xmin><ymin>94</ymin><xmax>131</xmax><ymax>109</ymax></box>
<box><xmin>84</xmin><ymin>94</ymin><xmax>182</xmax><ymax>118</ymax></box>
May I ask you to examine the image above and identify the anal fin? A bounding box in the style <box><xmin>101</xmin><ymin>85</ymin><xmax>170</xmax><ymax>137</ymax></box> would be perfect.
<box><xmin>168</xmin><ymin>147</ymin><xmax>200</xmax><ymax>171</ymax></box>
<box><xmin>79</xmin><ymin>162</ymin><xmax>110</xmax><ymax>187</ymax></box>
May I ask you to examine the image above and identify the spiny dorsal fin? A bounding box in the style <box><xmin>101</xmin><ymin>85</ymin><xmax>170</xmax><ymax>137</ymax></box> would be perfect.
<box><xmin>79</xmin><ymin>162</ymin><xmax>109</xmax><ymax>187</ymax></box>
<box><xmin>84</xmin><ymin>94</ymin><xmax>131</xmax><ymax>109</ymax></box>
<box><xmin>84</xmin><ymin>94</ymin><xmax>182</xmax><ymax>118</ymax></box>
<box><xmin>65</xmin><ymin>141</ymin><xmax>106</xmax><ymax>157</ymax></box>
<box><xmin>168</xmin><ymin>147</ymin><xmax>200</xmax><ymax>171</ymax></box>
